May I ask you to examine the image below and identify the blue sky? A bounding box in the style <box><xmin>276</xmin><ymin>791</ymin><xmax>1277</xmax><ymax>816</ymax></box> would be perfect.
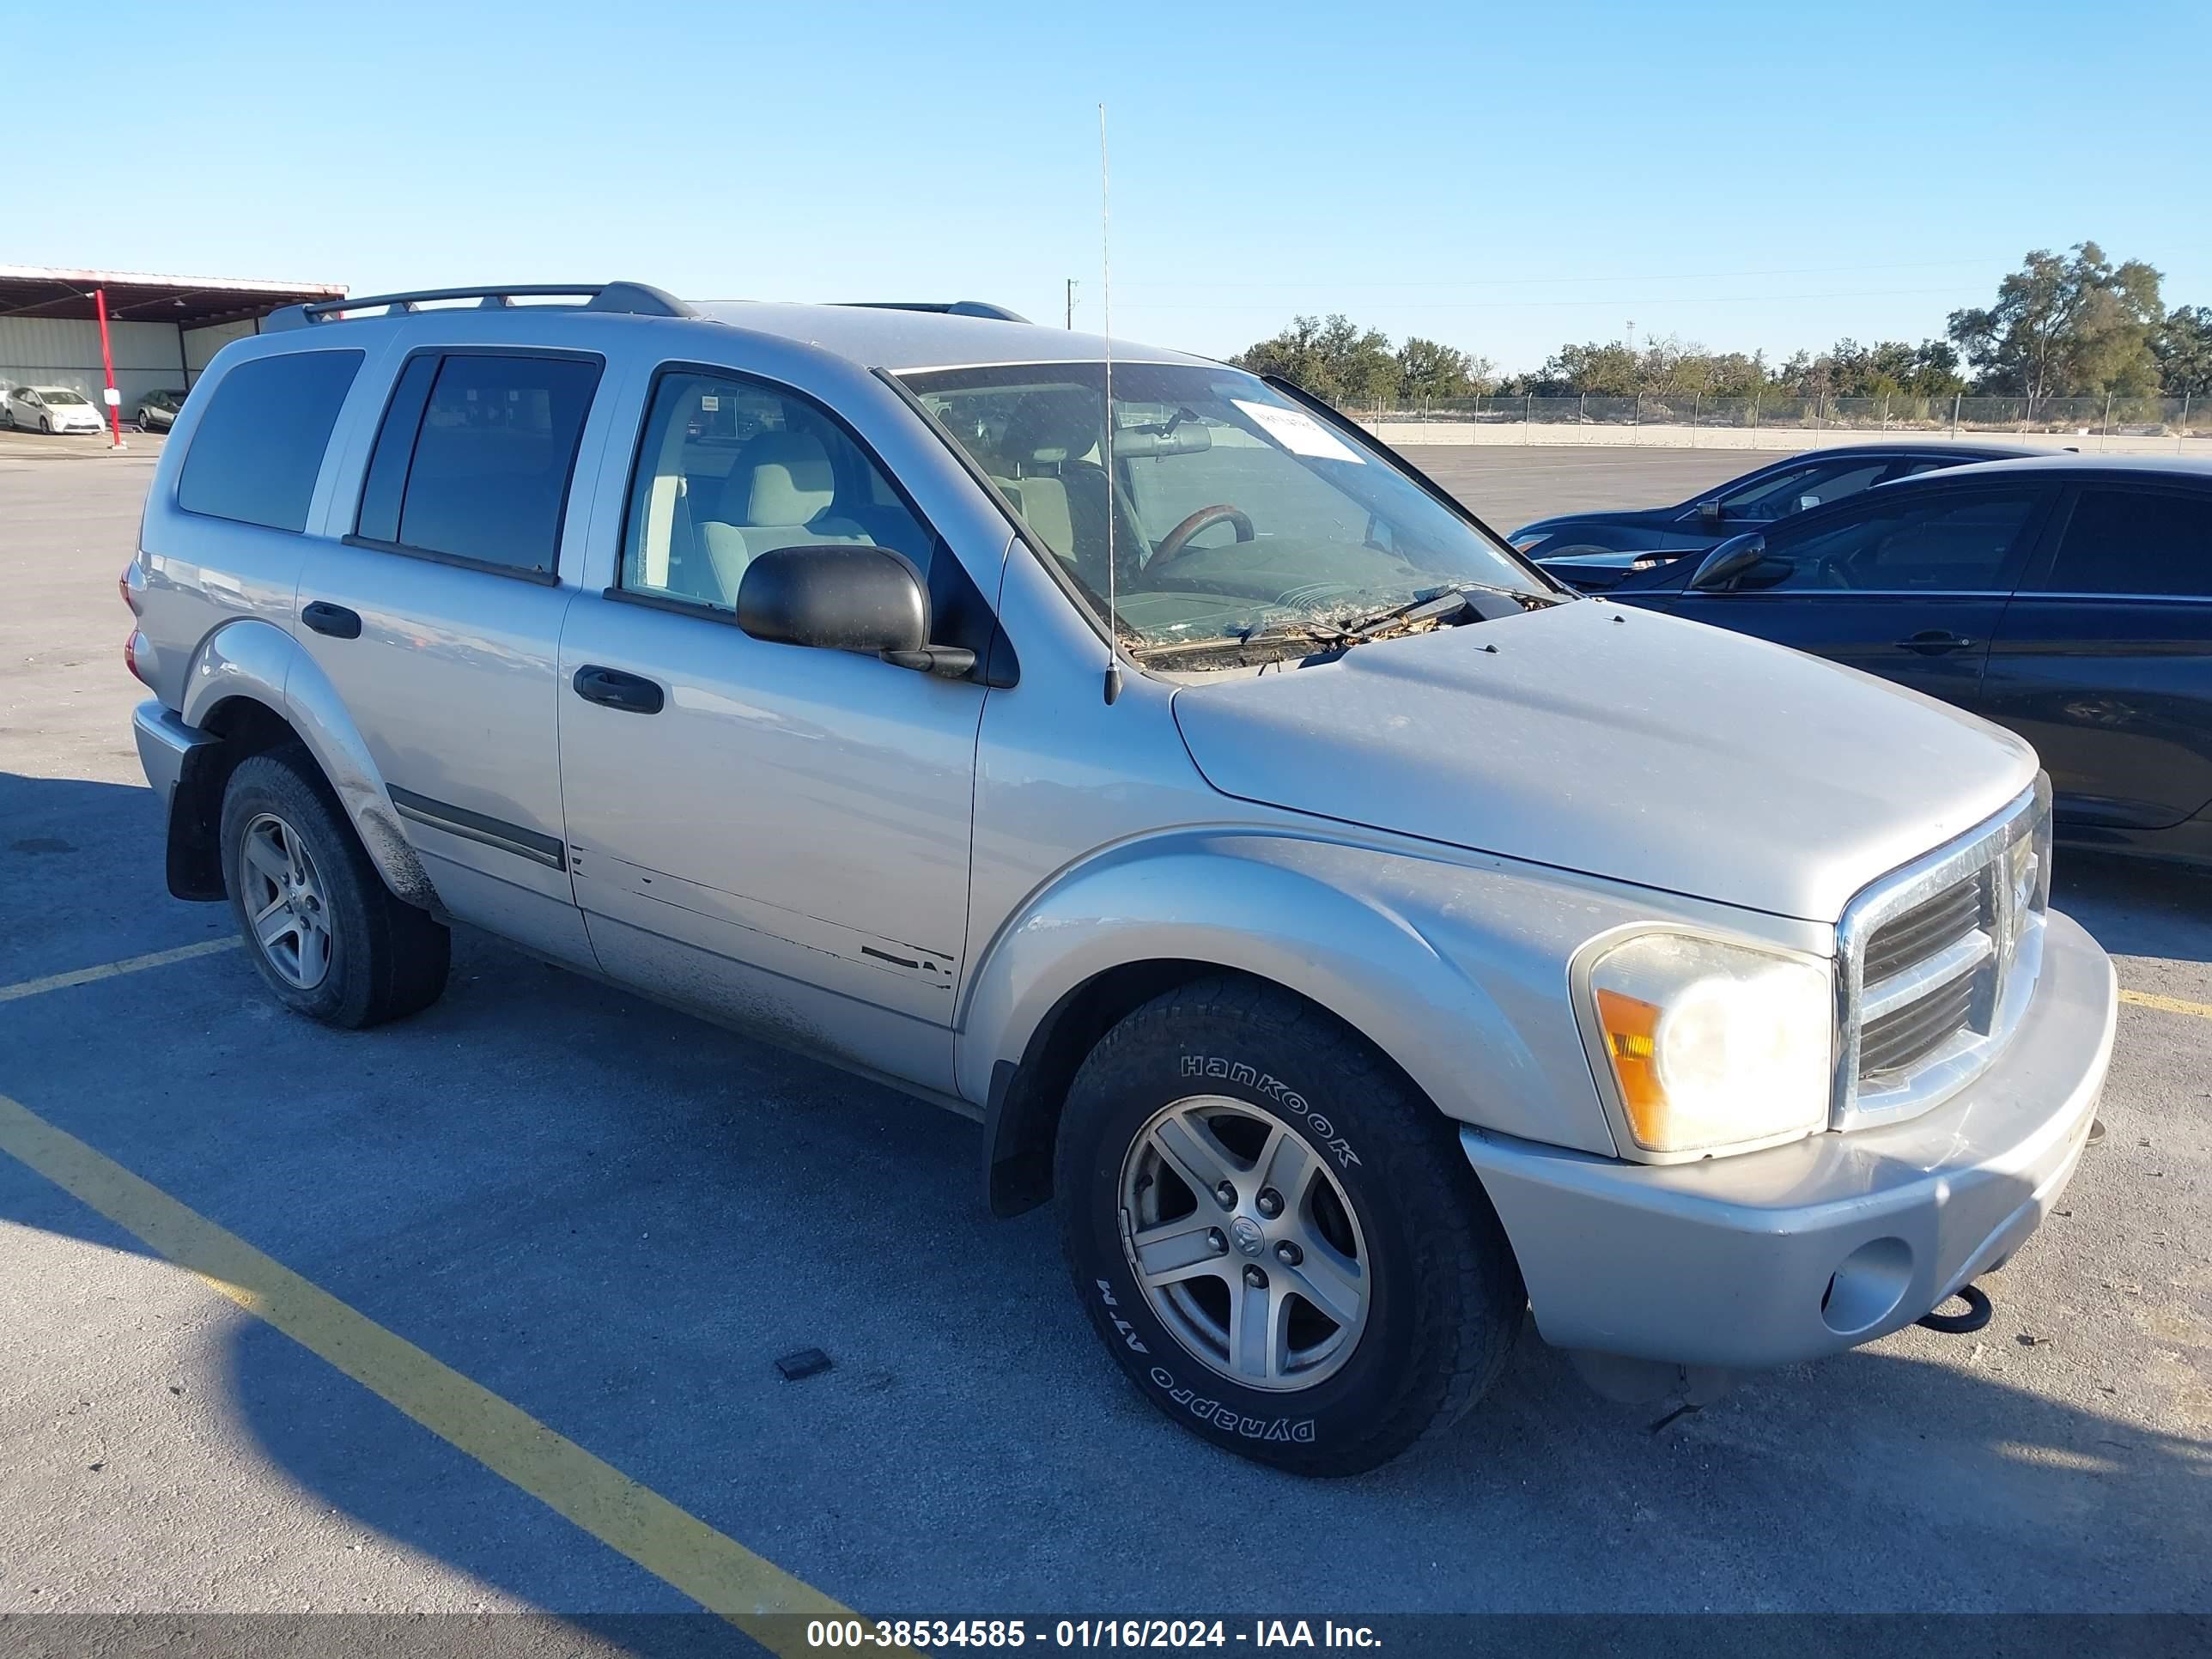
<box><xmin>12</xmin><ymin>1</ymin><xmax>2208</xmax><ymax>371</ymax></box>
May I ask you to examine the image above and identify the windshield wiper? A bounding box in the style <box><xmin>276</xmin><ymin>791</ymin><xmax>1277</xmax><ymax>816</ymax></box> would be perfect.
<box><xmin>1133</xmin><ymin>581</ymin><xmax>1551</xmax><ymax>664</ymax></box>
<box><xmin>1328</xmin><ymin>588</ymin><xmax>1474</xmax><ymax>641</ymax></box>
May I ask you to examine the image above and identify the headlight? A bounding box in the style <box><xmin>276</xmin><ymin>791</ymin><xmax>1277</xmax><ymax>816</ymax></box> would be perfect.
<box><xmin>1510</xmin><ymin>532</ymin><xmax>1547</xmax><ymax>552</ymax></box>
<box><xmin>1583</xmin><ymin>932</ymin><xmax>1833</xmax><ymax>1158</ymax></box>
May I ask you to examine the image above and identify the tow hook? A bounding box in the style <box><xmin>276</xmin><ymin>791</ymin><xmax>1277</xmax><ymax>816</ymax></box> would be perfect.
<box><xmin>1917</xmin><ymin>1283</ymin><xmax>1993</xmax><ymax>1334</ymax></box>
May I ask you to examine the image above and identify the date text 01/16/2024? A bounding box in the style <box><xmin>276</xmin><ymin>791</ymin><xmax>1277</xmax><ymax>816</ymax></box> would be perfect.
<box><xmin>804</xmin><ymin>1620</ymin><xmax>1382</xmax><ymax>1649</ymax></box>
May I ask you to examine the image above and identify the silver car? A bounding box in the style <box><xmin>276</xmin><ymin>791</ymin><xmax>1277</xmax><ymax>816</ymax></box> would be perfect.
<box><xmin>136</xmin><ymin>388</ymin><xmax>189</xmax><ymax>431</ymax></box>
<box><xmin>125</xmin><ymin>283</ymin><xmax>2116</xmax><ymax>1473</ymax></box>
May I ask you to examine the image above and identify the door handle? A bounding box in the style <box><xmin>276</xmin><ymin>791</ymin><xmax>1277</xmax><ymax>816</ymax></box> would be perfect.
<box><xmin>1893</xmin><ymin>629</ymin><xmax>1977</xmax><ymax>655</ymax></box>
<box><xmin>571</xmin><ymin>664</ymin><xmax>665</xmax><ymax>714</ymax></box>
<box><xmin>301</xmin><ymin>600</ymin><xmax>362</xmax><ymax>640</ymax></box>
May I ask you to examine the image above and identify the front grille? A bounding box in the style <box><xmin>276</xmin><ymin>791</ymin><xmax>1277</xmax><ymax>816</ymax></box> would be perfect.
<box><xmin>1860</xmin><ymin>966</ymin><xmax>1978</xmax><ymax>1076</ymax></box>
<box><xmin>1862</xmin><ymin>878</ymin><xmax>1983</xmax><ymax>984</ymax></box>
<box><xmin>1835</xmin><ymin>781</ymin><xmax>2051</xmax><ymax>1129</ymax></box>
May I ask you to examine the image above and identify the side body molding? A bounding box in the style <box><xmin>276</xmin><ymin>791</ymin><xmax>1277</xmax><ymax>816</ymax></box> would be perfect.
<box><xmin>180</xmin><ymin>618</ymin><xmax>441</xmax><ymax>910</ymax></box>
<box><xmin>954</xmin><ymin>830</ymin><xmax>1628</xmax><ymax>1162</ymax></box>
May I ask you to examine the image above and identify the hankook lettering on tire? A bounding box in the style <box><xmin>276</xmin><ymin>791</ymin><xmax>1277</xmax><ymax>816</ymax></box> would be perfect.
<box><xmin>1178</xmin><ymin>1054</ymin><xmax>1360</xmax><ymax>1168</ymax></box>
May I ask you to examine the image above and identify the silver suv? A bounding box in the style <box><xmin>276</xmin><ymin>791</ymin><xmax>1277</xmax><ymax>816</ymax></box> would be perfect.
<box><xmin>125</xmin><ymin>282</ymin><xmax>2117</xmax><ymax>1473</ymax></box>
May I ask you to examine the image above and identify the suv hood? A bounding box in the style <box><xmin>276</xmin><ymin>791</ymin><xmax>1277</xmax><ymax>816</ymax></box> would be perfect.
<box><xmin>1169</xmin><ymin>600</ymin><xmax>2037</xmax><ymax>923</ymax></box>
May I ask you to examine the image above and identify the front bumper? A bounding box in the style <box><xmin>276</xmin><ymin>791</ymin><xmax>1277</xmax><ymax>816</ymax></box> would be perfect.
<box><xmin>1462</xmin><ymin>907</ymin><xmax>2115</xmax><ymax>1370</ymax></box>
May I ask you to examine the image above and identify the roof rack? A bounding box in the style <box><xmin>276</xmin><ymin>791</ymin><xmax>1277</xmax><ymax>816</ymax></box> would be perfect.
<box><xmin>839</xmin><ymin>301</ymin><xmax>1030</xmax><ymax>324</ymax></box>
<box><xmin>262</xmin><ymin>282</ymin><xmax>696</xmax><ymax>331</ymax></box>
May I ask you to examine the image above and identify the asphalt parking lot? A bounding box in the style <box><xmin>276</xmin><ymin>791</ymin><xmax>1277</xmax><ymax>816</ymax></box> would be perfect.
<box><xmin>2</xmin><ymin>444</ymin><xmax>2208</xmax><ymax>1636</ymax></box>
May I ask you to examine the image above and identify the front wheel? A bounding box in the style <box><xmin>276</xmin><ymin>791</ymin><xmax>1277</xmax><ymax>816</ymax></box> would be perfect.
<box><xmin>1055</xmin><ymin>977</ymin><xmax>1525</xmax><ymax>1475</ymax></box>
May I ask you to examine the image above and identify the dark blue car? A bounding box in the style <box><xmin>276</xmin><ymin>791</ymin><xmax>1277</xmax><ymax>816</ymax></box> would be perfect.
<box><xmin>1607</xmin><ymin>454</ymin><xmax>2212</xmax><ymax>866</ymax></box>
<box><xmin>1515</xmin><ymin>442</ymin><xmax>2033</xmax><ymax>592</ymax></box>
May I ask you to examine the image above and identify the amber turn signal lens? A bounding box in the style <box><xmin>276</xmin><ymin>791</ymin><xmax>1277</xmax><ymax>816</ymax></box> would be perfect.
<box><xmin>1595</xmin><ymin>988</ymin><xmax>1665</xmax><ymax>1140</ymax></box>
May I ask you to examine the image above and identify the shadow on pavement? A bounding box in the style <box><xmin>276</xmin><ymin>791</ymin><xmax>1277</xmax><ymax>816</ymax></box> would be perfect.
<box><xmin>2056</xmin><ymin>850</ymin><xmax>2212</xmax><ymax>967</ymax></box>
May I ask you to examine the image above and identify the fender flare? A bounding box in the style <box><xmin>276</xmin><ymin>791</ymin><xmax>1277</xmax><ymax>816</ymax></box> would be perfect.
<box><xmin>181</xmin><ymin>618</ymin><xmax>441</xmax><ymax>910</ymax></box>
<box><xmin>957</xmin><ymin>830</ymin><xmax>1618</xmax><ymax>1207</ymax></box>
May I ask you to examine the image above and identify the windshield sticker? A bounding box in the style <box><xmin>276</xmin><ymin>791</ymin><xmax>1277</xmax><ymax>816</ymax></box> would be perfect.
<box><xmin>1231</xmin><ymin>400</ymin><xmax>1364</xmax><ymax>465</ymax></box>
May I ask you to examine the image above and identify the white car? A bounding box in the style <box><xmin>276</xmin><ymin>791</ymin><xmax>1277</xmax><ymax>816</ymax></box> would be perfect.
<box><xmin>3</xmin><ymin>385</ymin><xmax>106</xmax><ymax>434</ymax></box>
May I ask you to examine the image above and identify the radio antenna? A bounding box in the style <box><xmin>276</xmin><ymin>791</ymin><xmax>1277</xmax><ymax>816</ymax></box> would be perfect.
<box><xmin>1099</xmin><ymin>100</ymin><xmax>1122</xmax><ymax>706</ymax></box>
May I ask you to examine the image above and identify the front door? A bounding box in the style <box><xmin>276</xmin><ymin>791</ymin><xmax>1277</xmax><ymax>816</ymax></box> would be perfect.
<box><xmin>1664</xmin><ymin>482</ymin><xmax>2053</xmax><ymax>712</ymax></box>
<box><xmin>555</xmin><ymin>365</ymin><xmax>985</xmax><ymax>1092</ymax></box>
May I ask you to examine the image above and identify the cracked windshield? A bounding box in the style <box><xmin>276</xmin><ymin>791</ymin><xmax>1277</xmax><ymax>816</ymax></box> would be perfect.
<box><xmin>899</xmin><ymin>362</ymin><xmax>1556</xmax><ymax>666</ymax></box>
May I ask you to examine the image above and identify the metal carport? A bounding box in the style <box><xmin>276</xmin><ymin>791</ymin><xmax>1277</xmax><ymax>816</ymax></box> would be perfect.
<box><xmin>0</xmin><ymin>264</ymin><xmax>348</xmax><ymax>424</ymax></box>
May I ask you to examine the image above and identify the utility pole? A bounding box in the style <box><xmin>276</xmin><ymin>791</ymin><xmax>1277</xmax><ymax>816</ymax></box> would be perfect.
<box><xmin>1066</xmin><ymin>278</ymin><xmax>1078</xmax><ymax>329</ymax></box>
<box><xmin>94</xmin><ymin>288</ymin><xmax>125</xmax><ymax>450</ymax></box>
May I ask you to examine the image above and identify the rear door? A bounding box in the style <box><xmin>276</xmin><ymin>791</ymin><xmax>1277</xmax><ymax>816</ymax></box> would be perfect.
<box><xmin>294</xmin><ymin>344</ymin><xmax>609</xmax><ymax>964</ymax></box>
<box><xmin>1980</xmin><ymin>481</ymin><xmax>2212</xmax><ymax>831</ymax></box>
<box><xmin>1662</xmin><ymin>482</ymin><xmax>2054</xmax><ymax>713</ymax></box>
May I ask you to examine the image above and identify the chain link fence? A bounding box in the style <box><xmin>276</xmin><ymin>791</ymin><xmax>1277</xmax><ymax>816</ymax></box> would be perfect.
<box><xmin>1328</xmin><ymin>391</ymin><xmax>2209</xmax><ymax>441</ymax></box>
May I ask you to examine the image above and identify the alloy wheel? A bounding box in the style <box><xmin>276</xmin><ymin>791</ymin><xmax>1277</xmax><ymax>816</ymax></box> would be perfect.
<box><xmin>1117</xmin><ymin>1094</ymin><xmax>1370</xmax><ymax>1391</ymax></box>
<box><xmin>239</xmin><ymin>811</ymin><xmax>337</xmax><ymax>989</ymax></box>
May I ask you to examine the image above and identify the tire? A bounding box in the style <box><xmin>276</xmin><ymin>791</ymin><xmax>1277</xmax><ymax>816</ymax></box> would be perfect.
<box><xmin>40</xmin><ymin>416</ymin><xmax>51</xmax><ymax>434</ymax></box>
<box><xmin>1055</xmin><ymin>976</ymin><xmax>1524</xmax><ymax>1475</ymax></box>
<box><xmin>220</xmin><ymin>745</ymin><xmax>450</xmax><ymax>1028</ymax></box>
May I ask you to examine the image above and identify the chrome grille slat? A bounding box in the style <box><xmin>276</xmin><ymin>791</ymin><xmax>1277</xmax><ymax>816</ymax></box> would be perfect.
<box><xmin>1862</xmin><ymin>881</ymin><xmax>1983</xmax><ymax>983</ymax></box>
<box><xmin>1832</xmin><ymin>779</ymin><xmax>2052</xmax><ymax>1132</ymax></box>
<box><xmin>1860</xmin><ymin>927</ymin><xmax>1992</xmax><ymax>1024</ymax></box>
<box><xmin>1861</xmin><ymin>973</ymin><xmax>1978</xmax><ymax>1075</ymax></box>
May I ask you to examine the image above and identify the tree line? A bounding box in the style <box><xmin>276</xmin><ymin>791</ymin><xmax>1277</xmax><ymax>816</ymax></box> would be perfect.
<box><xmin>1228</xmin><ymin>243</ymin><xmax>2212</xmax><ymax>413</ymax></box>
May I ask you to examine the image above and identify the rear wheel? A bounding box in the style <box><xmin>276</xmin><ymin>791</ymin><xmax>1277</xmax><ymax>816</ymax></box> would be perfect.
<box><xmin>1055</xmin><ymin>976</ymin><xmax>1524</xmax><ymax>1475</ymax></box>
<box><xmin>220</xmin><ymin>746</ymin><xmax>449</xmax><ymax>1028</ymax></box>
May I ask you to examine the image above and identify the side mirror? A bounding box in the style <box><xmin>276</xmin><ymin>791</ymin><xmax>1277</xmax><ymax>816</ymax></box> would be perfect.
<box><xmin>1697</xmin><ymin>498</ymin><xmax>1724</xmax><ymax>530</ymax></box>
<box><xmin>1690</xmin><ymin>533</ymin><xmax>1766</xmax><ymax>592</ymax></box>
<box><xmin>735</xmin><ymin>545</ymin><xmax>974</xmax><ymax>676</ymax></box>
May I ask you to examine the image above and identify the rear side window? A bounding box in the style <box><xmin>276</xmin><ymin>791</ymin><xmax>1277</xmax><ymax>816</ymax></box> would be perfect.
<box><xmin>2040</xmin><ymin>487</ymin><xmax>2212</xmax><ymax>599</ymax></box>
<box><xmin>353</xmin><ymin>352</ymin><xmax>601</xmax><ymax>577</ymax></box>
<box><xmin>177</xmin><ymin>350</ymin><xmax>363</xmax><ymax>532</ymax></box>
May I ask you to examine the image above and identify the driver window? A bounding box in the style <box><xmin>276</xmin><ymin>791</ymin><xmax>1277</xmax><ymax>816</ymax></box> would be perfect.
<box><xmin>1721</xmin><ymin>459</ymin><xmax>1887</xmax><ymax>521</ymax></box>
<box><xmin>1754</xmin><ymin>492</ymin><xmax>2037</xmax><ymax>593</ymax></box>
<box><xmin>619</xmin><ymin>370</ymin><xmax>933</xmax><ymax>611</ymax></box>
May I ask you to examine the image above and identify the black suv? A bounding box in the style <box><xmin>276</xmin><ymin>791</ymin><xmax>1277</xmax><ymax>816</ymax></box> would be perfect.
<box><xmin>1611</xmin><ymin>454</ymin><xmax>2212</xmax><ymax>866</ymax></box>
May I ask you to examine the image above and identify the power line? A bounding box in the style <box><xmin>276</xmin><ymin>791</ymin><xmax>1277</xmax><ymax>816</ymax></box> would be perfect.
<box><xmin>1117</xmin><ymin>285</ymin><xmax>1975</xmax><ymax>313</ymax></box>
<box><xmin>1110</xmin><ymin>247</ymin><xmax>2212</xmax><ymax>293</ymax></box>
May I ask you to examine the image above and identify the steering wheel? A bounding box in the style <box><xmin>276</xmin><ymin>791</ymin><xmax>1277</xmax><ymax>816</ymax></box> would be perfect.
<box><xmin>1150</xmin><ymin>504</ymin><xmax>1255</xmax><ymax>569</ymax></box>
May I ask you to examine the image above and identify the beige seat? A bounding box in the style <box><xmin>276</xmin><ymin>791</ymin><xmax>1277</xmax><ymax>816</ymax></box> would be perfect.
<box><xmin>988</xmin><ymin>392</ymin><xmax>1121</xmax><ymax>583</ymax></box>
<box><xmin>696</xmin><ymin>430</ymin><xmax>866</xmax><ymax>603</ymax></box>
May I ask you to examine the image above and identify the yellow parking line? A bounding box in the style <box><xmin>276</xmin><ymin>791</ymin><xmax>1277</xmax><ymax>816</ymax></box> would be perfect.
<box><xmin>2118</xmin><ymin>987</ymin><xmax>2212</xmax><ymax>1021</ymax></box>
<box><xmin>0</xmin><ymin>1091</ymin><xmax>862</xmax><ymax>1650</ymax></box>
<box><xmin>0</xmin><ymin>937</ymin><xmax>241</xmax><ymax>1005</ymax></box>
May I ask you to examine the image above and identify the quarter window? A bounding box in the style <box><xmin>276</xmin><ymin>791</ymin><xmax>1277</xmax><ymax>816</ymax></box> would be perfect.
<box><xmin>2040</xmin><ymin>487</ymin><xmax>2212</xmax><ymax>599</ymax></box>
<box><xmin>619</xmin><ymin>369</ymin><xmax>933</xmax><ymax>609</ymax></box>
<box><xmin>354</xmin><ymin>352</ymin><xmax>601</xmax><ymax>576</ymax></box>
<box><xmin>177</xmin><ymin>349</ymin><xmax>364</xmax><ymax>532</ymax></box>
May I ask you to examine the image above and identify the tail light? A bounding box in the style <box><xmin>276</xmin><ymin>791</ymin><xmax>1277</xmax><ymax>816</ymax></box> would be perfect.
<box><xmin>119</xmin><ymin>562</ymin><xmax>143</xmax><ymax>615</ymax></box>
<box><xmin>125</xmin><ymin>630</ymin><xmax>148</xmax><ymax>684</ymax></box>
